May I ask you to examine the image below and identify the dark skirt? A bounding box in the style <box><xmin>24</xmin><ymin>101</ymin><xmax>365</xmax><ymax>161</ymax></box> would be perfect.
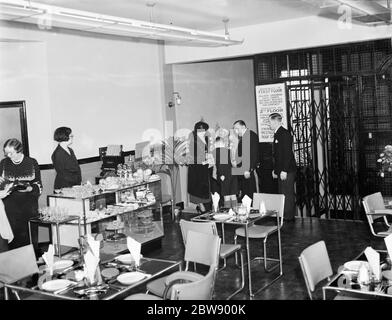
<box><xmin>189</xmin><ymin>194</ymin><xmax>211</xmax><ymax>204</ymax></box>
<box><xmin>4</xmin><ymin>192</ymin><xmax>39</xmax><ymax>250</ymax></box>
<box><xmin>187</xmin><ymin>164</ymin><xmax>211</xmax><ymax>200</ymax></box>
<box><xmin>218</xmin><ymin>175</ymin><xmax>238</xmax><ymax>197</ymax></box>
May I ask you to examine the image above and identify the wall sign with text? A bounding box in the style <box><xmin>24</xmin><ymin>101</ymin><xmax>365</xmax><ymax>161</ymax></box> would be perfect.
<box><xmin>255</xmin><ymin>83</ymin><xmax>288</xmax><ymax>143</ymax></box>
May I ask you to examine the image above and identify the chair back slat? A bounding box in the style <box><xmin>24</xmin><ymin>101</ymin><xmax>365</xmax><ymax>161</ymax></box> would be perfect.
<box><xmin>183</xmin><ymin>230</ymin><xmax>221</xmax><ymax>269</ymax></box>
<box><xmin>363</xmin><ymin>192</ymin><xmax>386</xmax><ymax>221</ymax></box>
<box><xmin>298</xmin><ymin>240</ymin><xmax>333</xmax><ymax>299</ymax></box>
<box><xmin>252</xmin><ymin>193</ymin><xmax>285</xmax><ymax>226</ymax></box>
<box><xmin>179</xmin><ymin>220</ymin><xmax>218</xmax><ymax>245</ymax></box>
<box><xmin>0</xmin><ymin>244</ymin><xmax>38</xmax><ymax>284</ymax></box>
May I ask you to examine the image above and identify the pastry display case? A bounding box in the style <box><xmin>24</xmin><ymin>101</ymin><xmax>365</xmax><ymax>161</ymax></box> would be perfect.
<box><xmin>46</xmin><ymin>175</ymin><xmax>163</xmax><ymax>252</ymax></box>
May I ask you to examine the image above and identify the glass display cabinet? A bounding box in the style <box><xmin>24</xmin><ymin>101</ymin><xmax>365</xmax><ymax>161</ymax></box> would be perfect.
<box><xmin>46</xmin><ymin>178</ymin><xmax>163</xmax><ymax>254</ymax></box>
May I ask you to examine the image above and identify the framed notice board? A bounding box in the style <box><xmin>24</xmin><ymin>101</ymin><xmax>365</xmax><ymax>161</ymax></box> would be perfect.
<box><xmin>255</xmin><ymin>83</ymin><xmax>288</xmax><ymax>143</ymax></box>
<box><xmin>0</xmin><ymin>101</ymin><xmax>29</xmax><ymax>156</ymax></box>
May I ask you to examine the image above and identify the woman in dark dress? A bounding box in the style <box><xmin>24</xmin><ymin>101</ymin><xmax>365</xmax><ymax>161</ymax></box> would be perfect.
<box><xmin>51</xmin><ymin>127</ymin><xmax>81</xmax><ymax>190</ymax></box>
<box><xmin>0</xmin><ymin>138</ymin><xmax>42</xmax><ymax>250</ymax></box>
<box><xmin>187</xmin><ymin>121</ymin><xmax>213</xmax><ymax>213</ymax></box>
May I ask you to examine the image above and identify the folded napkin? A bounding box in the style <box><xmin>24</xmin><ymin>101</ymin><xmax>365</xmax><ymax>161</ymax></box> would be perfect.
<box><xmin>228</xmin><ymin>208</ymin><xmax>235</xmax><ymax>216</ymax></box>
<box><xmin>0</xmin><ymin>200</ymin><xmax>13</xmax><ymax>243</ymax></box>
<box><xmin>42</xmin><ymin>244</ymin><xmax>55</xmax><ymax>275</ymax></box>
<box><xmin>259</xmin><ymin>200</ymin><xmax>267</xmax><ymax>215</ymax></box>
<box><xmin>364</xmin><ymin>246</ymin><xmax>381</xmax><ymax>280</ymax></box>
<box><xmin>242</xmin><ymin>195</ymin><xmax>252</xmax><ymax>213</ymax></box>
<box><xmin>127</xmin><ymin>237</ymin><xmax>141</xmax><ymax>267</ymax></box>
<box><xmin>86</xmin><ymin>234</ymin><xmax>100</xmax><ymax>259</ymax></box>
<box><xmin>212</xmin><ymin>192</ymin><xmax>220</xmax><ymax>213</ymax></box>
<box><xmin>84</xmin><ymin>250</ymin><xmax>99</xmax><ymax>285</ymax></box>
<box><xmin>384</xmin><ymin>234</ymin><xmax>392</xmax><ymax>262</ymax></box>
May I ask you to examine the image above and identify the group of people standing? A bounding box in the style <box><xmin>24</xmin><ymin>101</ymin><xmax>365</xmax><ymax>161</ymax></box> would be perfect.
<box><xmin>187</xmin><ymin>114</ymin><xmax>297</xmax><ymax>222</ymax></box>
<box><xmin>0</xmin><ymin>113</ymin><xmax>297</xmax><ymax>253</ymax></box>
<box><xmin>0</xmin><ymin>127</ymin><xmax>82</xmax><ymax>252</ymax></box>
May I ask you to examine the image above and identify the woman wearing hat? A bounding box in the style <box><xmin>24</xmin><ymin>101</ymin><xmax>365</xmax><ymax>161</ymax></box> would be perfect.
<box><xmin>187</xmin><ymin>120</ymin><xmax>213</xmax><ymax>213</ymax></box>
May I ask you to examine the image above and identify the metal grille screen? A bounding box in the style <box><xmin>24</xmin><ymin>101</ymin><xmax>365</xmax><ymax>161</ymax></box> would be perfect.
<box><xmin>254</xmin><ymin>39</ymin><xmax>392</xmax><ymax>220</ymax></box>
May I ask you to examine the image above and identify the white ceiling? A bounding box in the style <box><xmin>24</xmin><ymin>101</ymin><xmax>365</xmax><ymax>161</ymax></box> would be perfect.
<box><xmin>31</xmin><ymin>0</ymin><xmax>322</xmax><ymax>31</ymax></box>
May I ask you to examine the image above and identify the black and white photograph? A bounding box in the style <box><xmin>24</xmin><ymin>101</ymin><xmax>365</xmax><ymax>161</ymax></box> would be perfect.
<box><xmin>1</xmin><ymin>0</ymin><xmax>392</xmax><ymax>311</ymax></box>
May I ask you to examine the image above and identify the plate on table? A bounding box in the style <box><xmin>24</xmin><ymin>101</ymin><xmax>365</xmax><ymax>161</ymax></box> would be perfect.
<box><xmin>42</xmin><ymin>279</ymin><xmax>73</xmax><ymax>292</ymax></box>
<box><xmin>53</xmin><ymin>259</ymin><xmax>74</xmax><ymax>271</ymax></box>
<box><xmin>213</xmin><ymin>213</ymin><xmax>232</xmax><ymax>221</ymax></box>
<box><xmin>115</xmin><ymin>253</ymin><xmax>134</xmax><ymax>265</ymax></box>
<box><xmin>116</xmin><ymin>272</ymin><xmax>146</xmax><ymax>285</ymax></box>
<box><xmin>343</xmin><ymin>261</ymin><xmax>369</xmax><ymax>272</ymax></box>
<box><xmin>382</xmin><ymin>270</ymin><xmax>392</xmax><ymax>280</ymax></box>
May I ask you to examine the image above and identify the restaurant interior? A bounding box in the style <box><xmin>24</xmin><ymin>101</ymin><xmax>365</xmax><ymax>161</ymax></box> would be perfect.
<box><xmin>1</xmin><ymin>0</ymin><xmax>392</xmax><ymax>302</ymax></box>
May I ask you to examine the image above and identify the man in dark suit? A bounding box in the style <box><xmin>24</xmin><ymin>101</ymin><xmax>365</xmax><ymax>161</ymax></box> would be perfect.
<box><xmin>269</xmin><ymin>113</ymin><xmax>297</xmax><ymax>222</ymax></box>
<box><xmin>233</xmin><ymin>120</ymin><xmax>260</xmax><ymax>200</ymax></box>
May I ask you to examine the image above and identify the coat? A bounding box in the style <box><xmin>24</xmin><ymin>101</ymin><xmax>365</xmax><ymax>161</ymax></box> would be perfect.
<box><xmin>234</xmin><ymin>129</ymin><xmax>260</xmax><ymax>175</ymax></box>
<box><xmin>272</xmin><ymin>126</ymin><xmax>297</xmax><ymax>175</ymax></box>
<box><xmin>51</xmin><ymin>145</ymin><xmax>82</xmax><ymax>190</ymax></box>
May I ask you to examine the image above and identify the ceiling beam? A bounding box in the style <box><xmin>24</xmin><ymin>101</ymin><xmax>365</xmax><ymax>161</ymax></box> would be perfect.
<box><xmin>337</xmin><ymin>0</ymin><xmax>391</xmax><ymax>24</ymax></box>
<box><xmin>0</xmin><ymin>0</ymin><xmax>244</xmax><ymax>46</ymax></box>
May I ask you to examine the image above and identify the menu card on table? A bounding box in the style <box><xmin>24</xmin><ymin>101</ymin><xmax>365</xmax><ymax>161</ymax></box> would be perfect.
<box><xmin>242</xmin><ymin>195</ymin><xmax>252</xmax><ymax>213</ymax></box>
<box><xmin>42</xmin><ymin>244</ymin><xmax>55</xmax><ymax>275</ymax></box>
<box><xmin>212</xmin><ymin>192</ymin><xmax>220</xmax><ymax>213</ymax></box>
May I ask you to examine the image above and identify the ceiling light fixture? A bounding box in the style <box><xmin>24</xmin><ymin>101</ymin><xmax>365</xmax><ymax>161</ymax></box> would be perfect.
<box><xmin>0</xmin><ymin>0</ymin><xmax>244</xmax><ymax>46</ymax></box>
<box><xmin>335</xmin><ymin>0</ymin><xmax>391</xmax><ymax>24</ymax></box>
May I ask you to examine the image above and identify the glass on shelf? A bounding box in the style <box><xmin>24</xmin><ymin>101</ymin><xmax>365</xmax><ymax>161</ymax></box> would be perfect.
<box><xmin>38</xmin><ymin>206</ymin><xmax>69</xmax><ymax>222</ymax></box>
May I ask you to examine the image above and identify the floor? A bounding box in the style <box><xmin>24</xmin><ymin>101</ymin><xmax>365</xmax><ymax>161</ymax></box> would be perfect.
<box><xmin>146</xmin><ymin>212</ymin><xmax>386</xmax><ymax>300</ymax></box>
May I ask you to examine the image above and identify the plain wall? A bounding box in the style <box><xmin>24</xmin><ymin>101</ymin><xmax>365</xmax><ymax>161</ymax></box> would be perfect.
<box><xmin>0</xmin><ymin>22</ymin><xmax>166</xmax><ymax>164</ymax></box>
<box><xmin>173</xmin><ymin>59</ymin><xmax>256</xmax><ymax>133</ymax></box>
<box><xmin>171</xmin><ymin>59</ymin><xmax>256</xmax><ymax>205</ymax></box>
